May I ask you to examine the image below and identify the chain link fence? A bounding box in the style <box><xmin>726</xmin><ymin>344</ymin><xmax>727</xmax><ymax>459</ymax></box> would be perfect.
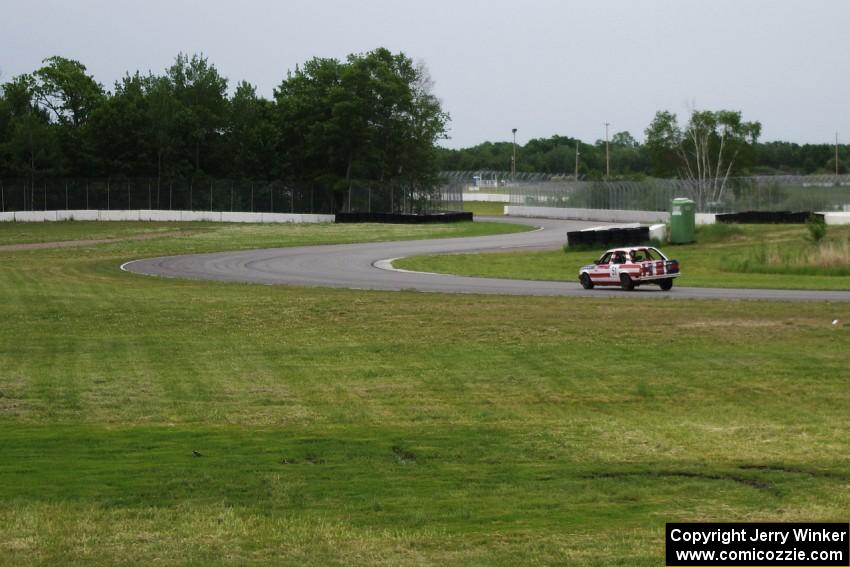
<box><xmin>7</xmin><ymin>174</ymin><xmax>847</xmax><ymax>215</ymax></box>
<box><xmin>0</xmin><ymin>178</ymin><xmax>465</xmax><ymax>215</ymax></box>
<box><xmin>442</xmin><ymin>172</ymin><xmax>850</xmax><ymax>213</ymax></box>
<box><xmin>443</xmin><ymin>170</ymin><xmax>562</xmax><ymax>184</ymax></box>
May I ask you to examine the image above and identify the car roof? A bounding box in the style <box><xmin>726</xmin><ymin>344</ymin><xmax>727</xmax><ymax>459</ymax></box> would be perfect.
<box><xmin>604</xmin><ymin>246</ymin><xmax>655</xmax><ymax>253</ymax></box>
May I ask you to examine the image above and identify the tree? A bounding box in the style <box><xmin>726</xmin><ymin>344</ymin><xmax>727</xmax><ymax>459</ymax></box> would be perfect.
<box><xmin>523</xmin><ymin>135</ymin><xmax>580</xmax><ymax>173</ymax></box>
<box><xmin>645</xmin><ymin>109</ymin><xmax>761</xmax><ymax>209</ymax></box>
<box><xmin>166</xmin><ymin>53</ymin><xmax>228</xmax><ymax>174</ymax></box>
<box><xmin>356</xmin><ymin>54</ymin><xmax>448</xmax><ymax>187</ymax></box>
<box><xmin>275</xmin><ymin>48</ymin><xmax>448</xmax><ymax>206</ymax></box>
<box><xmin>607</xmin><ymin>131</ymin><xmax>649</xmax><ymax>177</ymax></box>
<box><xmin>0</xmin><ymin>75</ymin><xmax>61</xmax><ymax>191</ymax></box>
<box><xmin>85</xmin><ymin>72</ymin><xmax>152</xmax><ymax>176</ymax></box>
<box><xmin>28</xmin><ymin>57</ymin><xmax>105</xmax><ymax>176</ymax></box>
<box><xmin>274</xmin><ymin>57</ymin><xmax>344</xmax><ymax>184</ymax></box>
<box><xmin>611</xmin><ymin>131</ymin><xmax>638</xmax><ymax>147</ymax></box>
<box><xmin>224</xmin><ymin>81</ymin><xmax>278</xmax><ymax>179</ymax></box>
<box><xmin>32</xmin><ymin>56</ymin><xmax>103</xmax><ymax>127</ymax></box>
<box><xmin>145</xmin><ymin>75</ymin><xmax>181</xmax><ymax>184</ymax></box>
<box><xmin>644</xmin><ymin>110</ymin><xmax>681</xmax><ymax>177</ymax></box>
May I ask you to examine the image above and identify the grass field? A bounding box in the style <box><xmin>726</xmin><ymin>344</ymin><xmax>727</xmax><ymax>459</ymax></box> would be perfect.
<box><xmin>0</xmin><ymin>219</ymin><xmax>528</xmax><ymax>248</ymax></box>
<box><xmin>0</xmin><ymin>221</ymin><xmax>197</xmax><ymax>245</ymax></box>
<box><xmin>462</xmin><ymin>201</ymin><xmax>505</xmax><ymax>216</ymax></box>
<box><xmin>396</xmin><ymin>224</ymin><xmax>850</xmax><ymax>290</ymax></box>
<box><xmin>2</xmin><ymin>221</ymin><xmax>849</xmax><ymax>566</ymax></box>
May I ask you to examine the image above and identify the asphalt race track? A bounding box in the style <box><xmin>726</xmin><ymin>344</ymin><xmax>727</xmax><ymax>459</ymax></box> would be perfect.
<box><xmin>122</xmin><ymin>216</ymin><xmax>850</xmax><ymax>302</ymax></box>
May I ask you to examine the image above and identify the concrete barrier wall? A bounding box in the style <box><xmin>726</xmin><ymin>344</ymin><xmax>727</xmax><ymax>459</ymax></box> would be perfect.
<box><xmin>580</xmin><ymin>223</ymin><xmax>641</xmax><ymax>231</ymax></box>
<box><xmin>140</xmin><ymin>210</ymin><xmax>182</xmax><ymax>222</ymax></box>
<box><xmin>14</xmin><ymin>211</ymin><xmax>59</xmax><ymax>222</ymax></box>
<box><xmin>99</xmin><ymin>210</ymin><xmax>140</xmax><ymax>221</ymax></box>
<box><xmin>649</xmin><ymin>223</ymin><xmax>667</xmax><ymax>242</ymax></box>
<box><xmin>462</xmin><ymin>192</ymin><xmax>510</xmax><ymax>203</ymax></box>
<box><xmin>57</xmin><ymin>210</ymin><xmax>99</xmax><ymax>221</ymax></box>
<box><xmin>0</xmin><ymin>210</ymin><xmax>335</xmax><ymax>224</ymax></box>
<box><xmin>0</xmin><ymin>207</ymin><xmax>725</xmax><ymax>227</ymax></box>
<box><xmin>505</xmin><ymin>205</ymin><xmax>671</xmax><ymax>224</ymax></box>
<box><xmin>180</xmin><ymin>211</ymin><xmax>222</xmax><ymax>222</ymax></box>
<box><xmin>261</xmin><ymin>212</ymin><xmax>336</xmax><ymax>223</ymax></box>
<box><xmin>823</xmin><ymin>212</ymin><xmax>850</xmax><ymax>225</ymax></box>
<box><xmin>220</xmin><ymin>212</ymin><xmax>262</xmax><ymax>223</ymax></box>
<box><xmin>505</xmin><ymin>206</ymin><xmax>720</xmax><ymax>225</ymax></box>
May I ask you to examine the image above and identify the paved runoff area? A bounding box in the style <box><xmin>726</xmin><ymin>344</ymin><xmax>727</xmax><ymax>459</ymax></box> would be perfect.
<box><xmin>123</xmin><ymin>216</ymin><xmax>850</xmax><ymax>302</ymax></box>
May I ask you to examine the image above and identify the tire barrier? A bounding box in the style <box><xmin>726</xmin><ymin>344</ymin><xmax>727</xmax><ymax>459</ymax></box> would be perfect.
<box><xmin>716</xmin><ymin>211</ymin><xmax>824</xmax><ymax>224</ymax></box>
<box><xmin>566</xmin><ymin>226</ymin><xmax>650</xmax><ymax>247</ymax></box>
<box><xmin>334</xmin><ymin>212</ymin><xmax>472</xmax><ymax>224</ymax></box>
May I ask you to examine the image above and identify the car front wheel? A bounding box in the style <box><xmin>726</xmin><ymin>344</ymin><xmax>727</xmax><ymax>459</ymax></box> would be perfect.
<box><xmin>659</xmin><ymin>278</ymin><xmax>674</xmax><ymax>291</ymax></box>
<box><xmin>579</xmin><ymin>273</ymin><xmax>594</xmax><ymax>289</ymax></box>
<box><xmin>619</xmin><ymin>274</ymin><xmax>635</xmax><ymax>291</ymax></box>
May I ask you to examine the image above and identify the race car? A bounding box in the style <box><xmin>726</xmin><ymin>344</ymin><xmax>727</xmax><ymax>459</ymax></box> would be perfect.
<box><xmin>578</xmin><ymin>246</ymin><xmax>680</xmax><ymax>291</ymax></box>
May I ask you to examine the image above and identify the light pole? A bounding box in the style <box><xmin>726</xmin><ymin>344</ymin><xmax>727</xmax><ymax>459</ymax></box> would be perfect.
<box><xmin>604</xmin><ymin>122</ymin><xmax>610</xmax><ymax>179</ymax></box>
<box><xmin>836</xmin><ymin>132</ymin><xmax>840</xmax><ymax>176</ymax></box>
<box><xmin>575</xmin><ymin>142</ymin><xmax>580</xmax><ymax>181</ymax></box>
<box><xmin>511</xmin><ymin>128</ymin><xmax>518</xmax><ymax>181</ymax></box>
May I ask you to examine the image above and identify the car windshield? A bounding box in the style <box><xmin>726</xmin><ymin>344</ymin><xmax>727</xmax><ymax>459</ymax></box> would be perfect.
<box><xmin>597</xmin><ymin>252</ymin><xmax>612</xmax><ymax>264</ymax></box>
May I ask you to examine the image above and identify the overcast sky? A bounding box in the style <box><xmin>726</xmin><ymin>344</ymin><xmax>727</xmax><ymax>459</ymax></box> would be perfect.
<box><xmin>1</xmin><ymin>0</ymin><xmax>847</xmax><ymax>148</ymax></box>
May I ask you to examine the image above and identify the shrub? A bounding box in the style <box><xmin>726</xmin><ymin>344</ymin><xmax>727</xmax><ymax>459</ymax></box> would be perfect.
<box><xmin>727</xmin><ymin>240</ymin><xmax>850</xmax><ymax>276</ymax></box>
<box><xmin>806</xmin><ymin>214</ymin><xmax>827</xmax><ymax>243</ymax></box>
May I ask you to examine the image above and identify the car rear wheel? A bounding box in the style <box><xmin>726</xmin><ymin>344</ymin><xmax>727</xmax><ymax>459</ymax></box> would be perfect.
<box><xmin>659</xmin><ymin>278</ymin><xmax>674</xmax><ymax>291</ymax></box>
<box><xmin>619</xmin><ymin>273</ymin><xmax>635</xmax><ymax>291</ymax></box>
<box><xmin>579</xmin><ymin>273</ymin><xmax>594</xmax><ymax>289</ymax></box>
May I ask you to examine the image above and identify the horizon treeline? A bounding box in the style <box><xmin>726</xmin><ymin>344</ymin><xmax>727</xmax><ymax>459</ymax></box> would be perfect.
<box><xmin>0</xmin><ymin>50</ymin><xmax>449</xmax><ymax>198</ymax></box>
<box><xmin>438</xmin><ymin>133</ymin><xmax>849</xmax><ymax>180</ymax></box>
<box><xmin>1</xmin><ymin>52</ymin><xmax>846</xmax><ymax>186</ymax></box>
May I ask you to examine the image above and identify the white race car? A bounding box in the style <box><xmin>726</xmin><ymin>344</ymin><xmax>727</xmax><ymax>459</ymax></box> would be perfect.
<box><xmin>579</xmin><ymin>246</ymin><xmax>680</xmax><ymax>291</ymax></box>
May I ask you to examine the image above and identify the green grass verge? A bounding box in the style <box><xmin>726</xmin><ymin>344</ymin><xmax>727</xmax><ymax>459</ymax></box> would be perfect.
<box><xmin>0</xmin><ymin>219</ymin><xmax>529</xmax><ymax>248</ymax></box>
<box><xmin>1</xmin><ymin>222</ymin><xmax>849</xmax><ymax>565</ymax></box>
<box><xmin>395</xmin><ymin>224</ymin><xmax>850</xmax><ymax>290</ymax></box>
<box><xmin>0</xmin><ymin>221</ymin><xmax>200</xmax><ymax>245</ymax></box>
<box><xmin>463</xmin><ymin>201</ymin><xmax>505</xmax><ymax>216</ymax></box>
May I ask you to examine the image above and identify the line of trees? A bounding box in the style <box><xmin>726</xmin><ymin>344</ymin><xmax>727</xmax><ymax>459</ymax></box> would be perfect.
<box><xmin>3</xmin><ymin>53</ymin><xmax>844</xmax><ymax>191</ymax></box>
<box><xmin>0</xmin><ymin>49</ymin><xmax>449</xmax><ymax>207</ymax></box>
<box><xmin>438</xmin><ymin>112</ymin><xmax>848</xmax><ymax>179</ymax></box>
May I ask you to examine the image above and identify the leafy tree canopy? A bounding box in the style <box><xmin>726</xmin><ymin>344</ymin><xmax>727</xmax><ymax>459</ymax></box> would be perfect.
<box><xmin>1</xmin><ymin>53</ymin><xmax>847</xmax><ymax>182</ymax></box>
<box><xmin>0</xmin><ymin>49</ymin><xmax>449</xmax><ymax>188</ymax></box>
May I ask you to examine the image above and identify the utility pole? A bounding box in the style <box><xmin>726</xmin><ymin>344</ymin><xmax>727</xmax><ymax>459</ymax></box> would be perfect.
<box><xmin>605</xmin><ymin>122</ymin><xmax>610</xmax><ymax>179</ymax></box>
<box><xmin>511</xmin><ymin>128</ymin><xmax>518</xmax><ymax>181</ymax></box>
<box><xmin>836</xmin><ymin>132</ymin><xmax>840</xmax><ymax>176</ymax></box>
<box><xmin>575</xmin><ymin>142</ymin><xmax>580</xmax><ymax>181</ymax></box>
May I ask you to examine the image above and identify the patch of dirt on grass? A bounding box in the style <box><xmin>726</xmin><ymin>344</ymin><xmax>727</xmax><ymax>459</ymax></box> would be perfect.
<box><xmin>586</xmin><ymin>469</ymin><xmax>778</xmax><ymax>494</ymax></box>
<box><xmin>677</xmin><ymin>320</ymin><xmax>785</xmax><ymax>330</ymax></box>
<box><xmin>0</xmin><ymin>230</ymin><xmax>191</xmax><ymax>252</ymax></box>
<box><xmin>0</xmin><ymin>400</ymin><xmax>28</xmax><ymax>415</ymax></box>
<box><xmin>0</xmin><ymin>537</ymin><xmax>34</xmax><ymax>553</ymax></box>
<box><xmin>737</xmin><ymin>464</ymin><xmax>848</xmax><ymax>479</ymax></box>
